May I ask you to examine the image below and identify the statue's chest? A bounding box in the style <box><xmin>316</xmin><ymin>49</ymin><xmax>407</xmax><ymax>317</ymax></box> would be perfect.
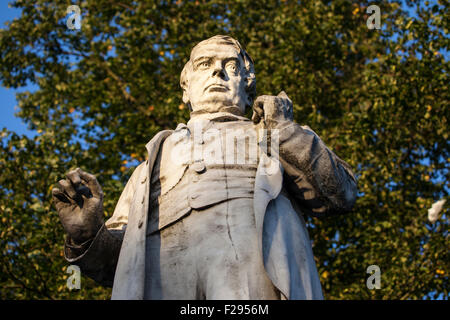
<box><xmin>147</xmin><ymin>121</ymin><xmax>261</xmax><ymax>234</ymax></box>
<box><xmin>153</xmin><ymin>120</ymin><xmax>260</xmax><ymax>195</ymax></box>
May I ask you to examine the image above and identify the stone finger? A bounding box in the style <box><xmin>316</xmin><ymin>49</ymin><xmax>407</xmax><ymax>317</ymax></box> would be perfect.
<box><xmin>252</xmin><ymin>112</ymin><xmax>261</xmax><ymax>124</ymax></box>
<box><xmin>58</xmin><ymin>179</ymin><xmax>77</xmax><ymax>199</ymax></box>
<box><xmin>66</xmin><ymin>169</ymin><xmax>82</xmax><ymax>188</ymax></box>
<box><xmin>52</xmin><ymin>187</ymin><xmax>71</xmax><ymax>211</ymax></box>
<box><xmin>253</xmin><ymin>97</ymin><xmax>265</xmax><ymax>116</ymax></box>
<box><xmin>76</xmin><ymin>168</ymin><xmax>104</xmax><ymax>199</ymax></box>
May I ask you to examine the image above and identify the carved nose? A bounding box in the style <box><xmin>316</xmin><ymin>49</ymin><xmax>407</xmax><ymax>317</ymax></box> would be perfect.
<box><xmin>212</xmin><ymin>67</ymin><xmax>225</xmax><ymax>78</ymax></box>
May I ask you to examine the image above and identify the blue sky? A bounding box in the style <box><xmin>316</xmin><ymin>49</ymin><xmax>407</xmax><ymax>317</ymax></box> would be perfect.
<box><xmin>0</xmin><ymin>1</ymin><xmax>33</xmax><ymax>136</ymax></box>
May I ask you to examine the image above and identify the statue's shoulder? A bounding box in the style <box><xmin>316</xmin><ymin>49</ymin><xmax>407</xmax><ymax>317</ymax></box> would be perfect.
<box><xmin>145</xmin><ymin>129</ymin><xmax>175</xmax><ymax>152</ymax></box>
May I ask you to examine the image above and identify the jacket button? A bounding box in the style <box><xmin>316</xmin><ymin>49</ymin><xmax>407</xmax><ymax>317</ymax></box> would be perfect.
<box><xmin>191</xmin><ymin>161</ymin><xmax>206</xmax><ymax>173</ymax></box>
<box><xmin>190</xmin><ymin>194</ymin><xmax>198</xmax><ymax>200</ymax></box>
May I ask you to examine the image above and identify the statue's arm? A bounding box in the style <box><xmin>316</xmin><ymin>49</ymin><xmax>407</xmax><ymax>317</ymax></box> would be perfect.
<box><xmin>276</xmin><ymin>121</ymin><xmax>358</xmax><ymax>217</ymax></box>
<box><xmin>64</xmin><ymin>224</ymin><xmax>123</xmax><ymax>287</ymax></box>
<box><xmin>64</xmin><ymin>163</ymin><xmax>145</xmax><ymax>287</ymax></box>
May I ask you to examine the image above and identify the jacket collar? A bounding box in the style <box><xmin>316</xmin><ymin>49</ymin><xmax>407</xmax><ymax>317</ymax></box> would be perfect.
<box><xmin>187</xmin><ymin>111</ymin><xmax>250</xmax><ymax>126</ymax></box>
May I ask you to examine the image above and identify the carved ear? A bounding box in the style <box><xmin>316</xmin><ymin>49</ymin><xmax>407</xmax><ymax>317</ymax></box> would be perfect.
<box><xmin>182</xmin><ymin>90</ymin><xmax>189</xmax><ymax>104</ymax></box>
<box><xmin>180</xmin><ymin>62</ymin><xmax>190</xmax><ymax>105</ymax></box>
<box><xmin>182</xmin><ymin>90</ymin><xmax>192</xmax><ymax>111</ymax></box>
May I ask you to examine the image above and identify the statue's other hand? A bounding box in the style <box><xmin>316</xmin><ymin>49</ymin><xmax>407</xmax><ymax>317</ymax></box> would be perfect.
<box><xmin>252</xmin><ymin>91</ymin><xmax>294</xmax><ymax>126</ymax></box>
<box><xmin>52</xmin><ymin>168</ymin><xmax>104</xmax><ymax>244</ymax></box>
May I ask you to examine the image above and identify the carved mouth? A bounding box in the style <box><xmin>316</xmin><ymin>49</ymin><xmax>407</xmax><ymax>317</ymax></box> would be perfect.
<box><xmin>205</xmin><ymin>84</ymin><xmax>229</xmax><ymax>92</ymax></box>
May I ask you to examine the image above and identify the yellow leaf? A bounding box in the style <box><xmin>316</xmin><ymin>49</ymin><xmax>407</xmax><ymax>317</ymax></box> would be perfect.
<box><xmin>352</xmin><ymin>7</ymin><xmax>359</xmax><ymax>15</ymax></box>
<box><xmin>405</xmin><ymin>20</ymin><xmax>413</xmax><ymax>29</ymax></box>
<box><xmin>178</xmin><ymin>104</ymin><xmax>185</xmax><ymax>110</ymax></box>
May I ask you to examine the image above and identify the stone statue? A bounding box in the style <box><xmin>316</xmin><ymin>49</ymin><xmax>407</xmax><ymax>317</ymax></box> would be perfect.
<box><xmin>52</xmin><ymin>35</ymin><xmax>357</xmax><ymax>300</ymax></box>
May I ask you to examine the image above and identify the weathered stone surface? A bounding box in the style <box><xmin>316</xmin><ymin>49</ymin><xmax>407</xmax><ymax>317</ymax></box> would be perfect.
<box><xmin>52</xmin><ymin>35</ymin><xmax>357</xmax><ymax>300</ymax></box>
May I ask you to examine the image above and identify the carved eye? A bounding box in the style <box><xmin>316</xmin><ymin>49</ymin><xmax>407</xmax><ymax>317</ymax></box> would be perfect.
<box><xmin>226</xmin><ymin>62</ymin><xmax>238</xmax><ymax>74</ymax></box>
<box><xmin>199</xmin><ymin>61</ymin><xmax>210</xmax><ymax>69</ymax></box>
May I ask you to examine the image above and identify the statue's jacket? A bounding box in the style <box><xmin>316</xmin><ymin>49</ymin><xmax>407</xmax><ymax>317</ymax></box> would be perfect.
<box><xmin>65</xmin><ymin>117</ymin><xmax>358</xmax><ymax>300</ymax></box>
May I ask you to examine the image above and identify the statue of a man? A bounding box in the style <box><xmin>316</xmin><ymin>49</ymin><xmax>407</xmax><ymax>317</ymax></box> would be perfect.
<box><xmin>52</xmin><ymin>35</ymin><xmax>357</xmax><ymax>300</ymax></box>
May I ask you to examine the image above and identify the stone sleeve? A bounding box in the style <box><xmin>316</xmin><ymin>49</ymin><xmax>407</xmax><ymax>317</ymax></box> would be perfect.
<box><xmin>63</xmin><ymin>162</ymin><xmax>145</xmax><ymax>287</ymax></box>
<box><xmin>64</xmin><ymin>224</ymin><xmax>123</xmax><ymax>287</ymax></box>
<box><xmin>274</xmin><ymin>121</ymin><xmax>358</xmax><ymax>217</ymax></box>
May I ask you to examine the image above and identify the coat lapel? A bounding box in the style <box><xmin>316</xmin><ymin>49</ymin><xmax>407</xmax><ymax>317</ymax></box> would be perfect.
<box><xmin>111</xmin><ymin>130</ymin><xmax>173</xmax><ymax>299</ymax></box>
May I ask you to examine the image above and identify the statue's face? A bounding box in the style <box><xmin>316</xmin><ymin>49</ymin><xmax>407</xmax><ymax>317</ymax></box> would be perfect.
<box><xmin>184</xmin><ymin>43</ymin><xmax>248</xmax><ymax>114</ymax></box>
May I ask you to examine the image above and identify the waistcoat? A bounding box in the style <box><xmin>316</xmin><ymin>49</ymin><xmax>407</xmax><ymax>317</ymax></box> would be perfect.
<box><xmin>147</xmin><ymin>119</ymin><xmax>260</xmax><ymax>235</ymax></box>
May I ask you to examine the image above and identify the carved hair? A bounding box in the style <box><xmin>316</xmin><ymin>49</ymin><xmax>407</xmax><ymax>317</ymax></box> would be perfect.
<box><xmin>180</xmin><ymin>35</ymin><xmax>256</xmax><ymax>111</ymax></box>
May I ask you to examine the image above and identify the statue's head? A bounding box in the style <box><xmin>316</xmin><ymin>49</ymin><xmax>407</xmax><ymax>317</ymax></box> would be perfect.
<box><xmin>180</xmin><ymin>35</ymin><xmax>256</xmax><ymax>115</ymax></box>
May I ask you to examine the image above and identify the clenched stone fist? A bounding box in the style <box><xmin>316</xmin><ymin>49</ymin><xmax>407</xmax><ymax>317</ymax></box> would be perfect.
<box><xmin>251</xmin><ymin>91</ymin><xmax>294</xmax><ymax>127</ymax></box>
<box><xmin>52</xmin><ymin>168</ymin><xmax>104</xmax><ymax>245</ymax></box>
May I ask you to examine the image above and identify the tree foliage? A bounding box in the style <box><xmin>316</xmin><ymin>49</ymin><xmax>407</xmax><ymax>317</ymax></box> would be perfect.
<box><xmin>0</xmin><ymin>0</ymin><xmax>448</xmax><ymax>299</ymax></box>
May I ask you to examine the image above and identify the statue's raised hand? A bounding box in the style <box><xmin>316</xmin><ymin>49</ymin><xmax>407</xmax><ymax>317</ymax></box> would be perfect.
<box><xmin>252</xmin><ymin>91</ymin><xmax>294</xmax><ymax>127</ymax></box>
<box><xmin>52</xmin><ymin>168</ymin><xmax>104</xmax><ymax>244</ymax></box>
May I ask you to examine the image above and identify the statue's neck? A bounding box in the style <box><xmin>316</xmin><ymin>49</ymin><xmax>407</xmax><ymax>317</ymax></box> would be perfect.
<box><xmin>188</xmin><ymin>107</ymin><xmax>249</xmax><ymax>124</ymax></box>
<box><xmin>190</xmin><ymin>105</ymin><xmax>244</xmax><ymax>116</ymax></box>
<box><xmin>189</xmin><ymin>105</ymin><xmax>248</xmax><ymax>122</ymax></box>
